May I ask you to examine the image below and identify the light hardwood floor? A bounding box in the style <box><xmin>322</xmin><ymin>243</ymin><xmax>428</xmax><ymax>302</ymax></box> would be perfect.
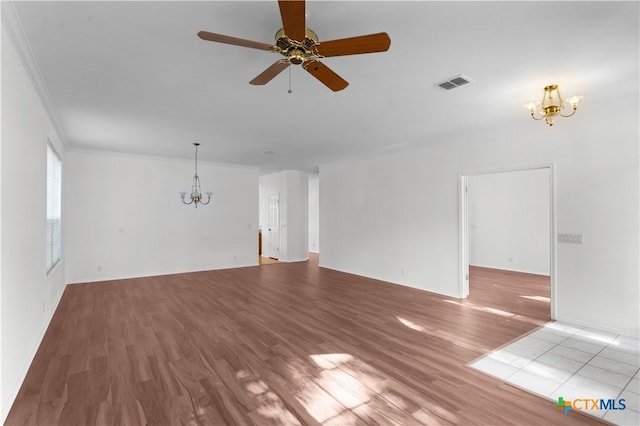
<box><xmin>259</xmin><ymin>256</ymin><xmax>280</xmax><ymax>265</ymax></box>
<box><xmin>6</xmin><ymin>256</ymin><xmax>606</xmax><ymax>425</ymax></box>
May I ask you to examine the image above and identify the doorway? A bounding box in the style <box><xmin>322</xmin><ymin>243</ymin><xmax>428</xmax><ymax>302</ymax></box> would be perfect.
<box><xmin>459</xmin><ymin>165</ymin><xmax>556</xmax><ymax>319</ymax></box>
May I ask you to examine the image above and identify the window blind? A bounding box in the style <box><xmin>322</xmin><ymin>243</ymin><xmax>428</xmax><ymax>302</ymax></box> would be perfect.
<box><xmin>47</xmin><ymin>142</ymin><xmax>62</xmax><ymax>274</ymax></box>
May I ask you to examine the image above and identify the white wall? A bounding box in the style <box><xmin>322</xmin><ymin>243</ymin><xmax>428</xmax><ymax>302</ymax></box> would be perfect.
<box><xmin>469</xmin><ymin>169</ymin><xmax>550</xmax><ymax>275</ymax></box>
<box><xmin>320</xmin><ymin>104</ymin><xmax>639</xmax><ymax>336</ymax></box>
<box><xmin>321</xmin><ymin>142</ymin><xmax>461</xmax><ymax>298</ymax></box>
<box><xmin>65</xmin><ymin>151</ymin><xmax>259</xmax><ymax>283</ymax></box>
<box><xmin>259</xmin><ymin>170</ymin><xmax>308</xmax><ymax>262</ymax></box>
<box><xmin>1</xmin><ymin>26</ymin><xmax>67</xmax><ymax>421</ymax></box>
<box><xmin>308</xmin><ymin>174</ymin><xmax>319</xmax><ymax>253</ymax></box>
<box><xmin>285</xmin><ymin>170</ymin><xmax>309</xmax><ymax>262</ymax></box>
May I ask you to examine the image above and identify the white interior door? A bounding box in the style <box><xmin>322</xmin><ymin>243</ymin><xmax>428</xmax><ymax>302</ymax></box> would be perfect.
<box><xmin>267</xmin><ymin>193</ymin><xmax>280</xmax><ymax>259</ymax></box>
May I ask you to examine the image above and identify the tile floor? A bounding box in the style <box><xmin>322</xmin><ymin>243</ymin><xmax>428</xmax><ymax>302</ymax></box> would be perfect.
<box><xmin>469</xmin><ymin>321</ymin><xmax>640</xmax><ymax>425</ymax></box>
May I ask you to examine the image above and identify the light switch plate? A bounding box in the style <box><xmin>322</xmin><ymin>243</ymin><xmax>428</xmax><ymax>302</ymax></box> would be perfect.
<box><xmin>558</xmin><ymin>233</ymin><xmax>584</xmax><ymax>244</ymax></box>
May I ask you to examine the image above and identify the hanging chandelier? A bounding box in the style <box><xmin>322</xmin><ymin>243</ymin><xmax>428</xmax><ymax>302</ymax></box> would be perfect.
<box><xmin>524</xmin><ymin>84</ymin><xmax>583</xmax><ymax>126</ymax></box>
<box><xmin>180</xmin><ymin>142</ymin><xmax>212</xmax><ymax>207</ymax></box>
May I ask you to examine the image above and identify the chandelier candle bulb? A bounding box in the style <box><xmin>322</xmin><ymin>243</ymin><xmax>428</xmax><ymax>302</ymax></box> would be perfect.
<box><xmin>566</xmin><ymin>95</ymin><xmax>584</xmax><ymax>109</ymax></box>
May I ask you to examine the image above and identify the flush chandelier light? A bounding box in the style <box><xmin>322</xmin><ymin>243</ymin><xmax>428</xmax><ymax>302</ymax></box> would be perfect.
<box><xmin>524</xmin><ymin>84</ymin><xmax>583</xmax><ymax>126</ymax></box>
<box><xmin>180</xmin><ymin>142</ymin><xmax>212</xmax><ymax>207</ymax></box>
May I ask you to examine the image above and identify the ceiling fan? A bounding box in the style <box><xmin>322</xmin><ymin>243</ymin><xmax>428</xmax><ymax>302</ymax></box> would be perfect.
<box><xmin>197</xmin><ymin>0</ymin><xmax>391</xmax><ymax>92</ymax></box>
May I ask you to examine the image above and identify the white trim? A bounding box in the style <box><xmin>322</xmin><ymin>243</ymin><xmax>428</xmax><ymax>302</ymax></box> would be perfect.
<box><xmin>458</xmin><ymin>164</ymin><xmax>557</xmax><ymax>320</ymax></box>
<box><xmin>283</xmin><ymin>257</ymin><xmax>310</xmax><ymax>263</ymax></box>
<box><xmin>458</xmin><ymin>163</ymin><xmax>553</xmax><ymax>177</ymax></box>
<box><xmin>458</xmin><ymin>175</ymin><xmax>469</xmax><ymax>297</ymax></box>
<box><xmin>67</xmin><ymin>147</ymin><xmax>260</xmax><ymax>170</ymax></box>
<box><xmin>317</xmin><ymin>265</ymin><xmax>462</xmax><ymax>299</ymax></box>
<box><xmin>548</xmin><ymin>165</ymin><xmax>557</xmax><ymax>320</ymax></box>
<box><xmin>1</xmin><ymin>2</ymin><xmax>68</xmax><ymax>151</ymax></box>
<box><xmin>553</xmin><ymin>316</ymin><xmax>640</xmax><ymax>339</ymax></box>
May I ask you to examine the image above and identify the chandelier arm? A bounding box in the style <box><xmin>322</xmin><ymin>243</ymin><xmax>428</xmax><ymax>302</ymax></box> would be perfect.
<box><xmin>198</xmin><ymin>192</ymin><xmax>212</xmax><ymax>205</ymax></box>
<box><xmin>559</xmin><ymin>108</ymin><xmax>577</xmax><ymax>118</ymax></box>
<box><xmin>530</xmin><ymin>113</ymin><xmax>544</xmax><ymax>121</ymax></box>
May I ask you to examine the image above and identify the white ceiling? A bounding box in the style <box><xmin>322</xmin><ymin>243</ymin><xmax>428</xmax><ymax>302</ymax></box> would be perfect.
<box><xmin>8</xmin><ymin>1</ymin><xmax>639</xmax><ymax>173</ymax></box>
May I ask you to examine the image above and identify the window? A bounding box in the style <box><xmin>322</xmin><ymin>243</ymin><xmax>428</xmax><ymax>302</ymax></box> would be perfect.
<box><xmin>46</xmin><ymin>141</ymin><xmax>62</xmax><ymax>274</ymax></box>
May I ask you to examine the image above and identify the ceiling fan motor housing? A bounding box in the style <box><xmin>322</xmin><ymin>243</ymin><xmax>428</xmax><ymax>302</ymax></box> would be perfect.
<box><xmin>275</xmin><ymin>28</ymin><xmax>319</xmax><ymax>65</ymax></box>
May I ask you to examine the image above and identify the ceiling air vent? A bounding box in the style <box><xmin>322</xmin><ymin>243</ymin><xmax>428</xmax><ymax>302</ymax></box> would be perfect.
<box><xmin>436</xmin><ymin>74</ymin><xmax>473</xmax><ymax>91</ymax></box>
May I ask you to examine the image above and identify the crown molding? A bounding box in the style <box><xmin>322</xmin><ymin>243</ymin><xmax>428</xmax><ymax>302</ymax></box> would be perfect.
<box><xmin>1</xmin><ymin>1</ymin><xmax>68</xmax><ymax>150</ymax></box>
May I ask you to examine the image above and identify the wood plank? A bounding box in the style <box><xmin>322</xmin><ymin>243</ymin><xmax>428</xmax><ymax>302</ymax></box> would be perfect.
<box><xmin>6</xmin><ymin>256</ymin><xmax>605</xmax><ymax>425</ymax></box>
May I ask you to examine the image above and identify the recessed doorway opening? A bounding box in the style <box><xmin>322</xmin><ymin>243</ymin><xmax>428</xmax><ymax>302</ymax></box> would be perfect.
<box><xmin>459</xmin><ymin>165</ymin><xmax>556</xmax><ymax>320</ymax></box>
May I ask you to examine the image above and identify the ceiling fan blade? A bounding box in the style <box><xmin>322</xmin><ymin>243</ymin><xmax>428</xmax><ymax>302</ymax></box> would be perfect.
<box><xmin>315</xmin><ymin>32</ymin><xmax>391</xmax><ymax>57</ymax></box>
<box><xmin>303</xmin><ymin>60</ymin><xmax>348</xmax><ymax>92</ymax></box>
<box><xmin>249</xmin><ymin>61</ymin><xmax>290</xmax><ymax>85</ymax></box>
<box><xmin>278</xmin><ymin>0</ymin><xmax>306</xmax><ymax>41</ymax></box>
<box><xmin>197</xmin><ymin>31</ymin><xmax>274</xmax><ymax>51</ymax></box>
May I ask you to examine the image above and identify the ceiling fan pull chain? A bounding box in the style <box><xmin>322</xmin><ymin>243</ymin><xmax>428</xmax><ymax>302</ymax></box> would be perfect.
<box><xmin>288</xmin><ymin>66</ymin><xmax>293</xmax><ymax>94</ymax></box>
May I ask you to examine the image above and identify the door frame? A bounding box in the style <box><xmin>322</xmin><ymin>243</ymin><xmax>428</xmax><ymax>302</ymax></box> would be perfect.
<box><xmin>458</xmin><ymin>163</ymin><xmax>557</xmax><ymax>319</ymax></box>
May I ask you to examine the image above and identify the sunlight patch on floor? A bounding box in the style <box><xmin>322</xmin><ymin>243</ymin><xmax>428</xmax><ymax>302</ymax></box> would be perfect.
<box><xmin>235</xmin><ymin>368</ymin><xmax>301</xmax><ymax>424</ymax></box>
<box><xmin>310</xmin><ymin>353</ymin><xmax>354</xmax><ymax>369</ymax></box>
<box><xmin>443</xmin><ymin>299</ymin><xmax>515</xmax><ymax>317</ymax></box>
<box><xmin>339</xmin><ymin>360</ymin><xmax>388</xmax><ymax>395</ymax></box>
<box><xmin>315</xmin><ymin>371</ymin><xmax>370</xmax><ymax>409</ymax></box>
<box><xmin>297</xmin><ymin>382</ymin><xmax>351</xmax><ymax>423</ymax></box>
<box><xmin>245</xmin><ymin>379</ymin><xmax>269</xmax><ymax>395</ymax></box>
<box><xmin>396</xmin><ymin>317</ymin><xmax>426</xmax><ymax>332</ymax></box>
<box><xmin>521</xmin><ymin>295</ymin><xmax>551</xmax><ymax>302</ymax></box>
<box><xmin>255</xmin><ymin>391</ymin><xmax>302</xmax><ymax>425</ymax></box>
<box><xmin>301</xmin><ymin>353</ymin><xmax>374</xmax><ymax>422</ymax></box>
<box><xmin>237</xmin><ymin>350</ymin><xmax>466</xmax><ymax>425</ymax></box>
<box><xmin>396</xmin><ymin>315</ymin><xmax>491</xmax><ymax>353</ymax></box>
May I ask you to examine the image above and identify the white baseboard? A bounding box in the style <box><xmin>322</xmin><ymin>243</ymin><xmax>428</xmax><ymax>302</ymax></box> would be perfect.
<box><xmin>553</xmin><ymin>315</ymin><xmax>639</xmax><ymax>338</ymax></box>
